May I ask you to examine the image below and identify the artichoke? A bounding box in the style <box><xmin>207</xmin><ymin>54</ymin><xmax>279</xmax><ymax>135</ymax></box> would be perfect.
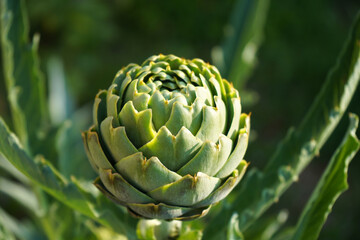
<box><xmin>82</xmin><ymin>54</ymin><xmax>250</xmax><ymax>220</ymax></box>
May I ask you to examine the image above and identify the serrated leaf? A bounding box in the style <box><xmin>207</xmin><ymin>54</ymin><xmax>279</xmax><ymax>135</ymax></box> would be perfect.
<box><xmin>0</xmin><ymin>117</ymin><xmax>136</xmax><ymax>238</ymax></box>
<box><xmin>212</xmin><ymin>0</ymin><xmax>270</xmax><ymax>90</ymax></box>
<box><xmin>238</xmin><ymin>9</ymin><xmax>360</xmax><ymax>230</ymax></box>
<box><xmin>291</xmin><ymin>114</ymin><xmax>360</xmax><ymax>240</ymax></box>
<box><xmin>204</xmin><ymin>10</ymin><xmax>360</xmax><ymax>239</ymax></box>
<box><xmin>0</xmin><ymin>0</ymin><xmax>48</xmax><ymax>154</ymax></box>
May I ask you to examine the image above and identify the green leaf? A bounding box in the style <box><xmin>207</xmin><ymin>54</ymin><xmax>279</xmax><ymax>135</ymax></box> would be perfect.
<box><xmin>227</xmin><ymin>213</ymin><xmax>244</xmax><ymax>240</ymax></box>
<box><xmin>0</xmin><ymin>177</ymin><xmax>38</xmax><ymax>213</ymax></box>
<box><xmin>56</xmin><ymin>105</ymin><xmax>95</xmax><ymax>180</ymax></box>
<box><xmin>85</xmin><ymin>220</ymin><xmax>128</xmax><ymax>240</ymax></box>
<box><xmin>0</xmin><ymin>0</ymin><xmax>48</xmax><ymax>154</ymax></box>
<box><xmin>204</xmin><ymin>10</ymin><xmax>360</xmax><ymax>239</ymax></box>
<box><xmin>41</xmin><ymin>202</ymin><xmax>98</xmax><ymax>240</ymax></box>
<box><xmin>237</xmin><ymin>8</ymin><xmax>360</xmax><ymax>227</ymax></box>
<box><xmin>0</xmin><ymin>219</ymin><xmax>16</xmax><ymax>240</ymax></box>
<box><xmin>178</xmin><ymin>227</ymin><xmax>203</xmax><ymax>240</ymax></box>
<box><xmin>0</xmin><ymin>117</ymin><xmax>137</xmax><ymax>238</ymax></box>
<box><xmin>244</xmin><ymin>210</ymin><xmax>288</xmax><ymax>240</ymax></box>
<box><xmin>291</xmin><ymin>114</ymin><xmax>360</xmax><ymax>240</ymax></box>
<box><xmin>0</xmin><ymin>154</ymin><xmax>28</xmax><ymax>183</ymax></box>
<box><xmin>0</xmin><ymin>207</ymin><xmax>45</xmax><ymax>240</ymax></box>
<box><xmin>271</xmin><ymin>228</ymin><xmax>295</xmax><ymax>240</ymax></box>
<box><xmin>212</xmin><ymin>0</ymin><xmax>270</xmax><ymax>90</ymax></box>
<box><xmin>0</xmin><ymin>208</ymin><xmax>19</xmax><ymax>240</ymax></box>
<box><xmin>47</xmin><ymin>56</ymin><xmax>75</xmax><ymax>125</ymax></box>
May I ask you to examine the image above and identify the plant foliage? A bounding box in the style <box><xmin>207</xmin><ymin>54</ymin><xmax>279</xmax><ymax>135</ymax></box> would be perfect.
<box><xmin>0</xmin><ymin>0</ymin><xmax>359</xmax><ymax>239</ymax></box>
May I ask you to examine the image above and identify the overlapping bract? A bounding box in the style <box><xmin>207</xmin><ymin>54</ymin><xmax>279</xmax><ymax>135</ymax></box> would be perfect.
<box><xmin>82</xmin><ymin>54</ymin><xmax>250</xmax><ymax>220</ymax></box>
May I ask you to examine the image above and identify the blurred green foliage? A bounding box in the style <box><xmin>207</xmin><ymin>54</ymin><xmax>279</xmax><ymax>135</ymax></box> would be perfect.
<box><xmin>22</xmin><ymin>0</ymin><xmax>235</xmax><ymax>105</ymax></box>
<box><xmin>1</xmin><ymin>0</ymin><xmax>360</xmax><ymax>239</ymax></box>
<box><xmin>246</xmin><ymin>2</ymin><xmax>360</xmax><ymax>239</ymax></box>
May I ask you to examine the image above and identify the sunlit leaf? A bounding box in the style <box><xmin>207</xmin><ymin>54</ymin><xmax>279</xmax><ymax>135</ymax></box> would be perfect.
<box><xmin>236</xmin><ymin>8</ymin><xmax>360</xmax><ymax>228</ymax></box>
<box><xmin>291</xmin><ymin>114</ymin><xmax>359</xmax><ymax>240</ymax></box>
<box><xmin>204</xmin><ymin>10</ymin><xmax>360</xmax><ymax>239</ymax></box>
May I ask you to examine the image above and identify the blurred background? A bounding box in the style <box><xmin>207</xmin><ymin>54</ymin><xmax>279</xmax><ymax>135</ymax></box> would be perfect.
<box><xmin>1</xmin><ymin>0</ymin><xmax>360</xmax><ymax>239</ymax></box>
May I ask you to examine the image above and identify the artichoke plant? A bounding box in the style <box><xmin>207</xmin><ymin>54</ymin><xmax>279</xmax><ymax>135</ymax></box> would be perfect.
<box><xmin>82</xmin><ymin>54</ymin><xmax>250</xmax><ymax>220</ymax></box>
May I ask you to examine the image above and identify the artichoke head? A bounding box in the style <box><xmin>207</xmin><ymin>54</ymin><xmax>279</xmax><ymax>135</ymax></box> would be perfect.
<box><xmin>82</xmin><ymin>54</ymin><xmax>250</xmax><ymax>220</ymax></box>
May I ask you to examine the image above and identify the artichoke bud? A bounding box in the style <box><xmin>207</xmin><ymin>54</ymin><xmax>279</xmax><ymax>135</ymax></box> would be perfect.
<box><xmin>82</xmin><ymin>54</ymin><xmax>250</xmax><ymax>220</ymax></box>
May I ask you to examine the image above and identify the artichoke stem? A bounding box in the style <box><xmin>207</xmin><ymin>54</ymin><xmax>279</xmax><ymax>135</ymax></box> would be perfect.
<box><xmin>136</xmin><ymin>219</ymin><xmax>182</xmax><ymax>240</ymax></box>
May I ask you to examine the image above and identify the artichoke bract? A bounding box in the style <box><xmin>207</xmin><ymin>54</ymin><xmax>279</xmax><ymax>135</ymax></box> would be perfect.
<box><xmin>82</xmin><ymin>54</ymin><xmax>250</xmax><ymax>220</ymax></box>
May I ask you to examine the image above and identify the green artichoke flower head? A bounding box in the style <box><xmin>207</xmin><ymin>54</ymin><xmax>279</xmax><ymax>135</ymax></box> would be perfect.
<box><xmin>82</xmin><ymin>54</ymin><xmax>250</xmax><ymax>220</ymax></box>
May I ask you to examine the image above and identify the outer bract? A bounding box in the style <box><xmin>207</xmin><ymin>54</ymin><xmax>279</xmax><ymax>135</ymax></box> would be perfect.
<box><xmin>82</xmin><ymin>54</ymin><xmax>250</xmax><ymax>220</ymax></box>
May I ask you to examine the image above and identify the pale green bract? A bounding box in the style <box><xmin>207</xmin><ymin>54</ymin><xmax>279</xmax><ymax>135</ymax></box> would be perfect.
<box><xmin>82</xmin><ymin>54</ymin><xmax>250</xmax><ymax>220</ymax></box>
